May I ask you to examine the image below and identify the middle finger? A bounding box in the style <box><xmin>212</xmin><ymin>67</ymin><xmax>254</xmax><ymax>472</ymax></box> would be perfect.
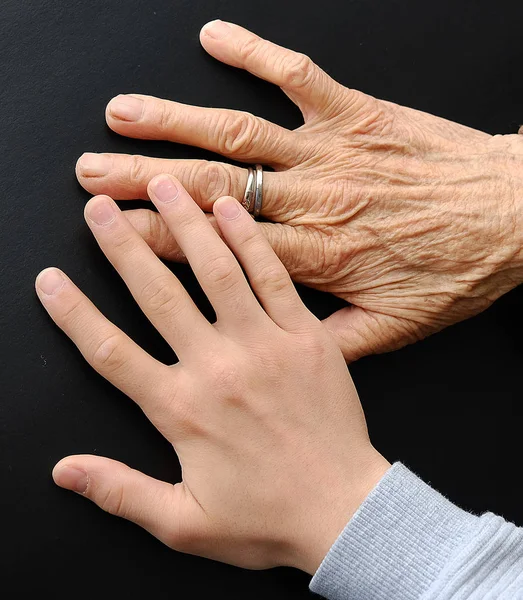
<box><xmin>105</xmin><ymin>94</ymin><xmax>301</xmax><ymax>168</ymax></box>
<box><xmin>147</xmin><ymin>174</ymin><xmax>268</xmax><ymax>331</ymax></box>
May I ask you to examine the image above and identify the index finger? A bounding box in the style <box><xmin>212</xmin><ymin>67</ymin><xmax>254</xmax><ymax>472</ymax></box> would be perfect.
<box><xmin>200</xmin><ymin>20</ymin><xmax>342</xmax><ymax>120</ymax></box>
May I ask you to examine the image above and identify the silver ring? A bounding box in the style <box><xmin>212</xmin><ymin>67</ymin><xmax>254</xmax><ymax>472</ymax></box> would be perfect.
<box><xmin>253</xmin><ymin>164</ymin><xmax>263</xmax><ymax>218</ymax></box>
<box><xmin>241</xmin><ymin>166</ymin><xmax>255</xmax><ymax>212</ymax></box>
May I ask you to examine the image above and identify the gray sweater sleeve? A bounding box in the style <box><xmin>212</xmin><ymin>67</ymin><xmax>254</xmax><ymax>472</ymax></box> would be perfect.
<box><xmin>310</xmin><ymin>463</ymin><xmax>523</xmax><ymax>599</ymax></box>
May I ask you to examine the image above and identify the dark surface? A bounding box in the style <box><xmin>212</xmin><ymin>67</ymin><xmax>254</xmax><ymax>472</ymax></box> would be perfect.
<box><xmin>1</xmin><ymin>0</ymin><xmax>522</xmax><ymax>596</ymax></box>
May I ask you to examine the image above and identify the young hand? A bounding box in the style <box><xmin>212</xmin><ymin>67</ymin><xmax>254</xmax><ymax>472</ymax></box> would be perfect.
<box><xmin>36</xmin><ymin>175</ymin><xmax>389</xmax><ymax>574</ymax></box>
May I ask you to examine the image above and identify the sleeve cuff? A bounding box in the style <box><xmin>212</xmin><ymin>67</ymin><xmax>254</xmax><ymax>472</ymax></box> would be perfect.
<box><xmin>309</xmin><ymin>462</ymin><xmax>479</xmax><ymax>600</ymax></box>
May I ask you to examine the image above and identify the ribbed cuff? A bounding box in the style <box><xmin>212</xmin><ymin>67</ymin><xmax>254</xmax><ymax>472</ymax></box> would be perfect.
<box><xmin>310</xmin><ymin>463</ymin><xmax>479</xmax><ymax>600</ymax></box>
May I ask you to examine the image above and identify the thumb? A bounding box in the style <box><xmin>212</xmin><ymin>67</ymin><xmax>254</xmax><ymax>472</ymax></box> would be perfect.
<box><xmin>53</xmin><ymin>455</ymin><xmax>201</xmax><ymax>550</ymax></box>
<box><xmin>322</xmin><ymin>305</ymin><xmax>424</xmax><ymax>363</ymax></box>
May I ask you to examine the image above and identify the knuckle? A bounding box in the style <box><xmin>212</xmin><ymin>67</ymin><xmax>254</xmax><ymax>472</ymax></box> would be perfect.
<box><xmin>171</xmin><ymin>399</ymin><xmax>206</xmax><ymax>439</ymax></box>
<box><xmin>90</xmin><ymin>333</ymin><xmax>126</xmax><ymax>374</ymax></box>
<box><xmin>282</xmin><ymin>52</ymin><xmax>315</xmax><ymax>89</ymax></box>
<box><xmin>153</xmin><ymin>381</ymin><xmax>201</xmax><ymax>437</ymax></box>
<box><xmin>201</xmin><ymin>161</ymin><xmax>232</xmax><ymax>200</ymax></box>
<box><xmin>157</xmin><ymin>101</ymin><xmax>175</xmax><ymax>131</ymax></box>
<box><xmin>59</xmin><ymin>297</ymin><xmax>86</xmax><ymax>327</ymax></box>
<box><xmin>237</xmin><ymin>224</ymin><xmax>260</xmax><ymax>247</ymax></box>
<box><xmin>374</xmin><ymin>105</ymin><xmax>396</xmax><ymax>136</ymax></box>
<box><xmin>142</xmin><ymin>209</ymin><xmax>160</xmax><ymax>244</ymax></box>
<box><xmin>209</xmin><ymin>357</ymin><xmax>243</xmax><ymax>391</ymax></box>
<box><xmin>302</xmin><ymin>334</ymin><xmax>333</xmax><ymax>363</ymax></box>
<box><xmin>238</xmin><ymin>35</ymin><xmax>262</xmax><ymax>63</ymax></box>
<box><xmin>218</xmin><ymin>112</ymin><xmax>260</xmax><ymax>156</ymax></box>
<box><xmin>128</xmin><ymin>155</ymin><xmax>149</xmax><ymax>184</ymax></box>
<box><xmin>99</xmin><ymin>484</ymin><xmax>126</xmax><ymax>517</ymax></box>
<box><xmin>253</xmin><ymin>263</ymin><xmax>290</xmax><ymax>295</ymax></box>
<box><xmin>289</xmin><ymin>226</ymin><xmax>343</xmax><ymax>282</ymax></box>
<box><xmin>288</xmin><ymin>324</ymin><xmax>337</xmax><ymax>363</ymax></box>
<box><xmin>318</xmin><ymin>232</ymin><xmax>348</xmax><ymax>278</ymax></box>
<box><xmin>140</xmin><ymin>274</ymin><xmax>179</xmax><ymax>318</ymax></box>
<box><xmin>112</xmin><ymin>229</ymin><xmax>138</xmax><ymax>253</ymax></box>
<box><xmin>235</xmin><ymin>227</ymin><xmax>264</xmax><ymax>257</ymax></box>
<box><xmin>143</xmin><ymin>211</ymin><xmax>171</xmax><ymax>255</ymax></box>
<box><xmin>201</xmin><ymin>255</ymin><xmax>238</xmax><ymax>293</ymax></box>
<box><xmin>345</xmin><ymin>97</ymin><xmax>390</xmax><ymax>136</ymax></box>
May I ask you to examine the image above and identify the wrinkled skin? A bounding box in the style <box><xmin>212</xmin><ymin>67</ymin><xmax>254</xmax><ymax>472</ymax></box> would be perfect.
<box><xmin>76</xmin><ymin>20</ymin><xmax>523</xmax><ymax>361</ymax></box>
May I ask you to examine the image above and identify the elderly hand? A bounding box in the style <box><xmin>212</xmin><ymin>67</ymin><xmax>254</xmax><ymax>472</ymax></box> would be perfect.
<box><xmin>76</xmin><ymin>20</ymin><xmax>523</xmax><ymax>362</ymax></box>
<box><xmin>36</xmin><ymin>175</ymin><xmax>389</xmax><ymax>574</ymax></box>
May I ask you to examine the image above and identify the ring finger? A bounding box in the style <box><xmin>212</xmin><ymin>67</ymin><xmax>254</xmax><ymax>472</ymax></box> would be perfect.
<box><xmin>76</xmin><ymin>154</ymin><xmax>291</xmax><ymax>219</ymax></box>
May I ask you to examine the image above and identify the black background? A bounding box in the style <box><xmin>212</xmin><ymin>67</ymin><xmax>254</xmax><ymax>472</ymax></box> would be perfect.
<box><xmin>1</xmin><ymin>0</ymin><xmax>523</xmax><ymax>597</ymax></box>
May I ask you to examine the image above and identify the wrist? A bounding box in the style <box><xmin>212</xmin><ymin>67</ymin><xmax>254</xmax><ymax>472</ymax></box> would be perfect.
<box><xmin>309</xmin><ymin>463</ymin><xmax>480</xmax><ymax>600</ymax></box>
<box><xmin>288</xmin><ymin>448</ymin><xmax>391</xmax><ymax>575</ymax></box>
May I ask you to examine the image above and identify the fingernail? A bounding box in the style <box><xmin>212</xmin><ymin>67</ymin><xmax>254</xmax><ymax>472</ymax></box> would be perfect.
<box><xmin>153</xmin><ymin>177</ymin><xmax>179</xmax><ymax>203</ymax></box>
<box><xmin>88</xmin><ymin>199</ymin><xmax>116</xmax><ymax>225</ymax></box>
<box><xmin>77</xmin><ymin>153</ymin><xmax>109</xmax><ymax>177</ymax></box>
<box><xmin>216</xmin><ymin>197</ymin><xmax>241</xmax><ymax>220</ymax></box>
<box><xmin>54</xmin><ymin>466</ymin><xmax>88</xmax><ymax>494</ymax></box>
<box><xmin>37</xmin><ymin>268</ymin><xmax>65</xmax><ymax>296</ymax></box>
<box><xmin>202</xmin><ymin>20</ymin><xmax>231</xmax><ymax>40</ymax></box>
<box><xmin>108</xmin><ymin>95</ymin><xmax>144</xmax><ymax>121</ymax></box>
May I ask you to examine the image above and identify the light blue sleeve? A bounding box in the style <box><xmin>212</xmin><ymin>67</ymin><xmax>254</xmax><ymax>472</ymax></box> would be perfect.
<box><xmin>310</xmin><ymin>463</ymin><xmax>523</xmax><ymax>599</ymax></box>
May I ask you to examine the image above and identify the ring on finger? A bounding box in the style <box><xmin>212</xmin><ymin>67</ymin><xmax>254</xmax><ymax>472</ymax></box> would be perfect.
<box><xmin>241</xmin><ymin>164</ymin><xmax>263</xmax><ymax>219</ymax></box>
